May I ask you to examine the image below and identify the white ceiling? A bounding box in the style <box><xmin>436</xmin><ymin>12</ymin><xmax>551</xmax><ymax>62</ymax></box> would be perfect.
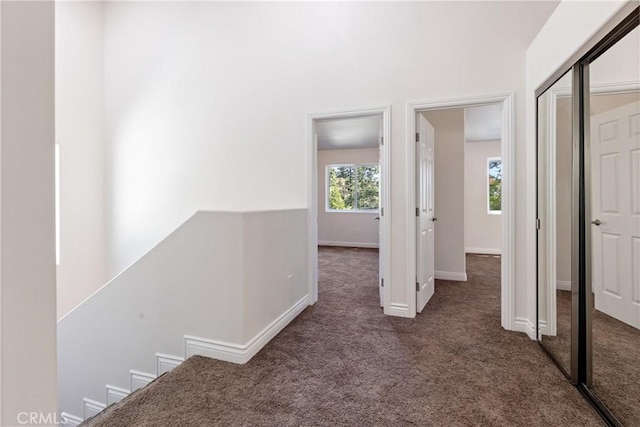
<box><xmin>464</xmin><ymin>104</ymin><xmax>502</xmax><ymax>142</ymax></box>
<box><xmin>316</xmin><ymin>105</ymin><xmax>503</xmax><ymax>148</ymax></box>
<box><xmin>316</xmin><ymin>116</ymin><xmax>382</xmax><ymax>150</ymax></box>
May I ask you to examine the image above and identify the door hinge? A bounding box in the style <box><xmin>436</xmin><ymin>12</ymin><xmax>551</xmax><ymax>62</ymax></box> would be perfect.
<box><xmin>536</xmin><ymin>218</ymin><xmax>541</xmax><ymax>230</ymax></box>
<box><xmin>380</xmin><ymin>136</ymin><xmax>384</xmax><ymax>145</ymax></box>
<box><xmin>416</xmin><ymin>132</ymin><xmax>420</xmax><ymax>142</ymax></box>
<box><xmin>416</xmin><ymin>281</ymin><xmax>420</xmax><ymax>292</ymax></box>
<box><xmin>381</xmin><ymin>207</ymin><xmax>384</xmax><ymax>216</ymax></box>
<box><xmin>381</xmin><ymin>278</ymin><xmax>384</xmax><ymax>288</ymax></box>
<box><xmin>416</xmin><ymin>207</ymin><xmax>419</xmax><ymax>216</ymax></box>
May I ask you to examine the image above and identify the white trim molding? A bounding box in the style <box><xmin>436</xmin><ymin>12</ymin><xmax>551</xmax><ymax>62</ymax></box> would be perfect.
<box><xmin>106</xmin><ymin>384</ymin><xmax>130</xmax><ymax>406</ymax></box>
<box><xmin>407</xmin><ymin>93</ymin><xmax>516</xmax><ymax>328</ymax></box>
<box><xmin>435</xmin><ymin>271</ymin><xmax>468</xmax><ymax>282</ymax></box>
<box><xmin>386</xmin><ymin>303</ymin><xmax>410</xmax><ymax>318</ymax></box>
<box><xmin>130</xmin><ymin>370</ymin><xmax>156</xmax><ymax>392</ymax></box>
<box><xmin>318</xmin><ymin>241</ymin><xmax>379</xmax><ymax>249</ymax></box>
<box><xmin>513</xmin><ymin>317</ymin><xmax>536</xmax><ymax>340</ymax></box>
<box><xmin>156</xmin><ymin>353</ymin><xmax>184</xmax><ymax>376</ymax></box>
<box><xmin>556</xmin><ymin>281</ymin><xmax>571</xmax><ymax>292</ymax></box>
<box><xmin>465</xmin><ymin>248</ymin><xmax>502</xmax><ymax>255</ymax></box>
<box><xmin>185</xmin><ymin>295</ymin><xmax>309</xmax><ymax>364</ymax></box>
<box><xmin>307</xmin><ymin>105</ymin><xmax>392</xmax><ymax>314</ymax></box>
<box><xmin>83</xmin><ymin>398</ymin><xmax>106</xmax><ymax>420</ymax></box>
<box><xmin>60</xmin><ymin>412</ymin><xmax>84</xmax><ymax>427</ymax></box>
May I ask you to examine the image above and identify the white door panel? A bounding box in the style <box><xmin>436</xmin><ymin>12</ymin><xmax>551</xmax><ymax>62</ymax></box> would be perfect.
<box><xmin>632</xmin><ymin>149</ymin><xmax>640</xmax><ymax>215</ymax></box>
<box><xmin>591</xmin><ymin>100</ymin><xmax>640</xmax><ymax>329</ymax></box>
<box><xmin>416</xmin><ymin>114</ymin><xmax>435</xmax><ymax>313</ymax></box>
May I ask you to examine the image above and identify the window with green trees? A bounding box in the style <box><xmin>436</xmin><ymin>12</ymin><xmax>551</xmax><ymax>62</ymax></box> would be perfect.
<box><xmin>327</xmin><ymin>164</ymin><xmax>379</xmax><ymax>211</ymax></box>
<box><xmin>488</xmin><ymin>157</ymin><xmax>502</xmax><ymax>214</ymax></box>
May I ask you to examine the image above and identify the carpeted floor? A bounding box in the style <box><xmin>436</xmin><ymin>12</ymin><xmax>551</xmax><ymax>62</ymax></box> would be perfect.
<box><xmin>542</xmin><ymin>290</ymin><xmax>640</xmax><ymax>425</ymax></box>
<box><xmin>84</xmin><ymin>247</ymin><xmax>603</xmax><ymax>426</ymax></box>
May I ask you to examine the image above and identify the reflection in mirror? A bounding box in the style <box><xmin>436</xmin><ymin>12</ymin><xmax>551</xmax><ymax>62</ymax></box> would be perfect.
<box><xmin>537</xmin><ymin>70</ymin><xmax>573</xmax><ymax>376</ymax></box>
<box><xmin>588</xmin><ymin>24</ymin><xmax>640</xmax><ymax>425</ymax></box>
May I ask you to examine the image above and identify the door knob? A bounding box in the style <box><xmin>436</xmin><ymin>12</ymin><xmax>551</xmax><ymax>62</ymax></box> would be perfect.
<box><xmin>432</xmin><ymin>217</ymin><xmax>438</xmax><ymax>222</ymax></box>
<box><xmin>591</xmin><ymin>219</ymin><xmax>602</xmax><ymax>226</ymax></box>
<box><xmin>374</xmin><ymin>216</ymin><xmax>380</xmax><ymax>220</ymax></box>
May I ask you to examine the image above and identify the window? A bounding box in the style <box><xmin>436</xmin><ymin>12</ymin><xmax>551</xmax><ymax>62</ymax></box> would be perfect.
<box><xmin>326</xmin><ymin>164</ymin><xmax>379</xmax><ymax>212</ymax></box>
<box><xmin>488</xmin><ymin>157</ymin><xmax>502</xmax><ymax>214</ymax></box>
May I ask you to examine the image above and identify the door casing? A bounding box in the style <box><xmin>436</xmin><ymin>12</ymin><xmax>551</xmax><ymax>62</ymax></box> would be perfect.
<box><xmin>407</xmin><ymin>94</ymin><xmax>516</xmax><ymax>325</ymax></box>
<box><xmin>306</xmin><ymin>105</ymin><xmax>392</xmax><ymax>311</ymax></box>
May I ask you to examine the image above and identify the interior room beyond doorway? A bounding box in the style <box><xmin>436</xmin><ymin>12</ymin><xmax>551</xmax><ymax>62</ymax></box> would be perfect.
<box><xmin>421</xmin><ymin>103</ymin><xmax>503</xmax><ymax>284</ymax></box>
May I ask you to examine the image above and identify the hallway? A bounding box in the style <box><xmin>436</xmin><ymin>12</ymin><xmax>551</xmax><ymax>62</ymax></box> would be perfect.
<box><xmin>86</xmin><ymin>247</ymin><xmax>602</xmax><ymax>426</ymax></box>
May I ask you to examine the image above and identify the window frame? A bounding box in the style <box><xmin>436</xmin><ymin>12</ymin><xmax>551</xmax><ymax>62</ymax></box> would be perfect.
<box><xmin>487</xmin><ymin>156</ymin><xmax>502</xmax><ymax>215</ymax></box>
<box><xmin>325</xmin><ymin>163</ymin><xmax>380</xmax><ymax>213</ymax></box>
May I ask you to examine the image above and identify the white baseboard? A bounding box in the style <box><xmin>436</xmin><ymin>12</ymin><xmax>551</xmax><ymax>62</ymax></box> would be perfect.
<box><xmin>385</xmin><ymin>303</ymin><xmax>412</xmax><ymax>318</ymax></box>
<box><xmin>434</xmin><ymin>271</ymin><xmax>467</xmax><ymax>282</ymax></box>
<box><xmin>185</xmin><ymin>295</ymin><xmax>309</xmax><ymax>364</ymax></box>
<box><xmin>106</xmin><ymin>384</ymin><xmax>130</xmax><ymax>406</ymax></box>
<box><xmin>61</xmin><ymin>413</ymin><xmax>83</xmax><ymax>427</ymax></box>
<box><xmin>130</xmin><ymin>370</ymin><xmax>156</xmax><ymax>392</ymax></box>
<box><xmin>513</xmin><ymin>317</ymin><xmax>536</xmax><ymax>340</ymax></box>
<box><xmin>156</xmin><ymin>353</ymin><xmax>184</xmax><ymax>376</ymax></box>
<box><xmin>557</xmin><ymin>280</ymin><xmax>571</xmax><ymax>291</ymax></box>
<box><xmin>318</xmin><ymin>241</ymin><xmax>379</xmax><ymax>249</ymax></box>
<box><xmin>537</xmin><ymin>320</ymin><xmax>548</xmax><ymax>336</ymax></box>
<box><xmin>83</xmin><ymin>398</ymin><xmax>106</xmax><ymax>420</ymax></box>
<box><xmin>465</xmin><ymin>247</ymin><xmax>502</xmax><ymax>255</ymax></box>
<box><xmin>537</xmin><ymin>320</ymin><xmax>559</xmax><ymax>337</ymax></box>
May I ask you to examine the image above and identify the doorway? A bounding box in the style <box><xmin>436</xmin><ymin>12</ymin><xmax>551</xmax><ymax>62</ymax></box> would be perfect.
<box><xmin>307</xmin><ymin>106</ymin><xmax>391</xmax><ymax>311</ymax></box>
<box><xmin>407</xmin><ymin>94</ymin><xmax>516</xmax><ymax>325</ymax></box>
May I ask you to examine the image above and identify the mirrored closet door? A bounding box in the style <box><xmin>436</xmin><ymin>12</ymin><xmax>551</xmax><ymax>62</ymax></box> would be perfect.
<box><xmin>537</xmin><ymin>5</ymin><xmax>639</xmax><ymax>426</ymax></box>
<box><xmin>586</xmin><ymin>23</ymin><xmax>640</xmax><ymax>426</ymax></box>
<box><xmin>537</xmin><ymin>70</ymin><xmax>575</xmax><ymax>379</ymax></box>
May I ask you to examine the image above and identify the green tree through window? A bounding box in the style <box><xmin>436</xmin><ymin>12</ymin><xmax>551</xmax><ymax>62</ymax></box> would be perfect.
<box><xmin>327</xmin><ymin>164</ymin><xmax>379</xmax><ymax>211</ymax></box>
<box><xmin>488</xmin><ymin>158</ymin><xmax>502</xmax><ymax>213</ymax></box>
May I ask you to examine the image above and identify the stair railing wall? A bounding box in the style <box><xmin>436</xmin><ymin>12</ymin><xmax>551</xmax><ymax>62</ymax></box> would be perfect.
<box><xmin>57</xmin><ymin>209</ymin><xmax>309</xmax><ymax>419</ymax></box>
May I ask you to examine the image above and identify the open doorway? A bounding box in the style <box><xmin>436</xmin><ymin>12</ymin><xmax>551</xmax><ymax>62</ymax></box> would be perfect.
<box><xmin>307</xmin><ymin>106</ymin><xmax>391</xmax><ymax>311</ymax></box>
<box><xmin>407</xmin><ymin>94</ymin><xmax>515</xmax><ymax>327</ymax></box>
<box><xmin>415</xmin><ymin>104</ymin><xmax>503</xmax><ymax>312</ymax></box>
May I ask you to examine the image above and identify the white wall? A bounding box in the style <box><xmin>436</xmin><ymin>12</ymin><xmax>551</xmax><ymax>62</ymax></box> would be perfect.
<box><xmin>464</xmin><ymin>140</ymin><xmax>502</xmax><ymax>254</ymax></box>
<box><xmin>57</xmin><ymin>211</ymin><xmax>240</xmax><ymax>416</ymax></box>
<box><xmin>58</xmin><ymin>209</ymin><xmax>308</xmax><ymax>418</ymax></box>
<box><xmin>422</xmin><ymin>109</ymin><xmax>466</xmax><ymax>278</ymax></box>
<box><xmin>55</xmin><ymin>2</ymin><xmax>107</xmax><ymax>320</ymax></box>
<box><xmin>0</xmin><ymin>2</ymin><xmax>58</xmax><ymax>424</ymax></box>
<box><xmin>104</xmin><ymin>1</ymin><xmax>556</xmax><ymax>318</ymax></box>
<box><xmin>317</xmin><ymin>148</ymin><xmax>379</xmax><ymax>248</ymax></box>
<box><xmin>243</xmin><ymin>210</ymin><xmax>308</xmax><ymax>341</ymax></box>
<box><xmin>590</xmin><ymin>25</ymin><xmax>640</xmax><ymax>86</ymax></box>
<box><xmin>525</xmin><ymin>0</ymin><xmax>632</xmax><ymax>335</ymax></box>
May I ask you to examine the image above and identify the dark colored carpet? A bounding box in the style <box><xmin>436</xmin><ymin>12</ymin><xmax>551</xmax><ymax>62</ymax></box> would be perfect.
<box><xmin>542</xmin><ymin>290</ymin><xmax>640</xmax><ymax>425</ymax></box>
<box><xmin>84</xmin><ymin>248</ymin><xmax>602</xmax><ymax>426</ymax></box>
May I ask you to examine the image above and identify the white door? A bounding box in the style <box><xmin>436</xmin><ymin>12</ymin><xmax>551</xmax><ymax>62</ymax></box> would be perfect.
<box><xmin>416</xmin><ymin>114</ymin><xmax>436</xmax><ymax>313</ymax></box>
<box><xmin>591</xmin><ymin>100</ymin><xmax>640</xmax><ymax>329</ymax></box>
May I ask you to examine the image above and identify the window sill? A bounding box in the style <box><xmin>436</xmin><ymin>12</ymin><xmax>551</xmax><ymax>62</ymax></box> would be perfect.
<box><xmin>325</xmin><ymin>209</ymin><xmax>380</xmax><ymax>214</ymax></box>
